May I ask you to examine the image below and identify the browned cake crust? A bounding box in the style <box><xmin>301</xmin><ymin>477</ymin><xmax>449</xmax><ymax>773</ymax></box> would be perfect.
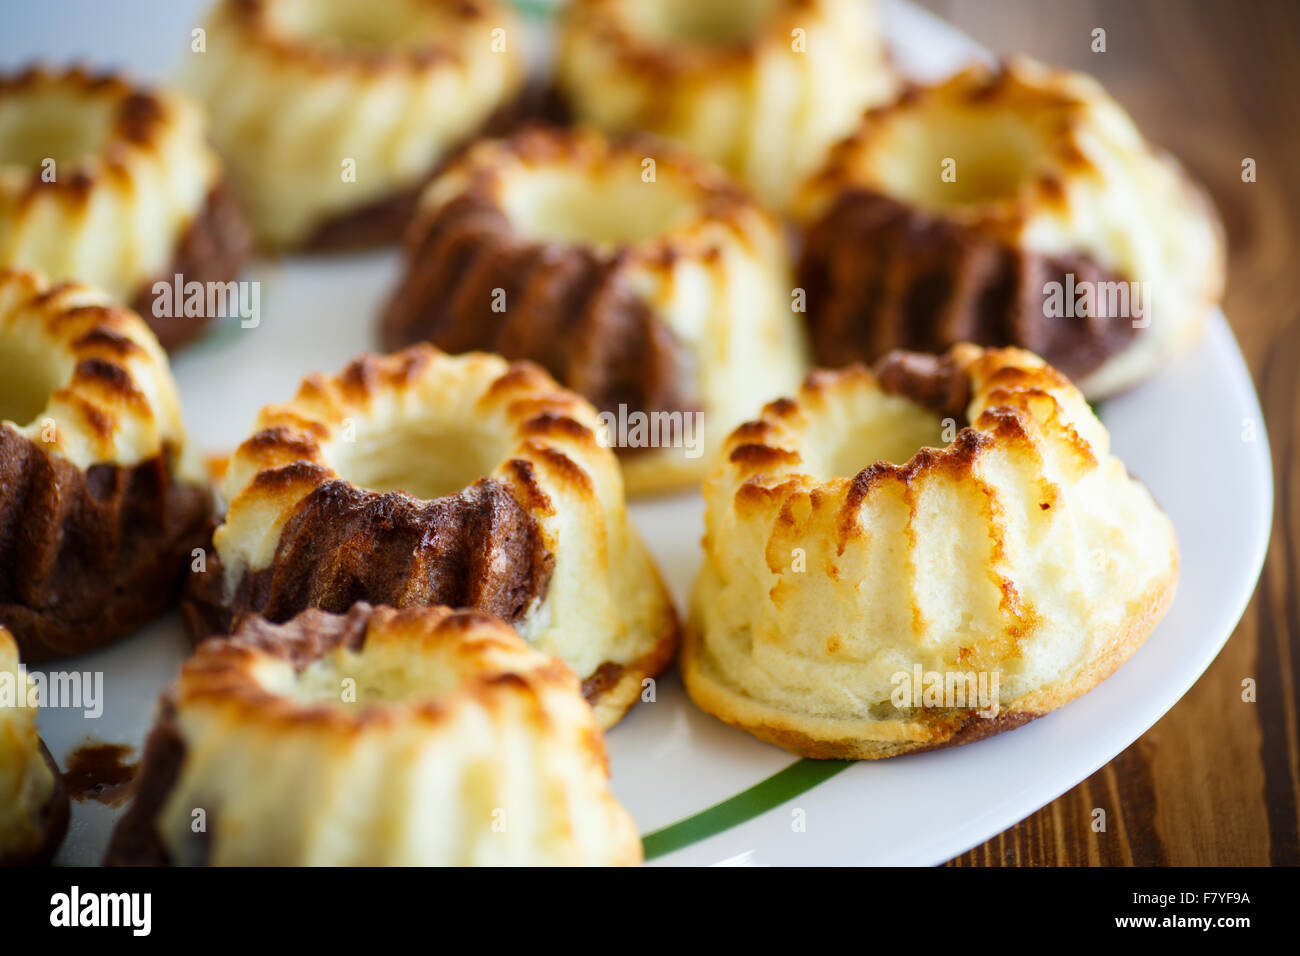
<box><xmin>130</xmin><ymin>181</ymin><xmax>252</xmax><ymax>351</ymax></box>
<box><xmin>796</xmin><ymin>189</ymin><xmax>1138</xmax><ymax>382</ymax></box>
<box><xmin>301</xmin><ymin>83</ymin><xmax>566</xmax><ymax>252</ymax></box>
<box><xmin>184</xmin><ymin>476</ymin><xmax>553</xmax><ymax>642</ymax></box>
<box><xmin>707</xmin><ymin>352</ymin><xmax>1031</xmax><ymax>760</ymax></box>
<box><xmin>0</xmin><ymin>67</ymin><xmax>243</xmax><ymax>351</ymax></box>
<box><xmin>106</xmin><ymin>606</ymin><xmax>376</xmax><ymax>867</ymax></box>
<box><xmin>0</xmin><ymin>740</ymin><xmax>70</xmax><ymax>867</ymax></box>
<box><xmin>381</xmin><ymin>129</ymin><xmax>698</xmax><ymax>426</ymax></box>
<box><xmin>0</xmin><ymin>427</ymin><xmax>212</xmax><ymax>662</ymax></box>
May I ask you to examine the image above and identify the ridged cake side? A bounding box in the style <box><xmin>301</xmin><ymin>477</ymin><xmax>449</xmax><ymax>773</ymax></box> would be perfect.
<box><xmin>798</xmin><ymin>190</ymin><xmax>1138</xmax><ymax>383</ymax></box>
<box><xmin>0</xmin><ymin>270</ymin><xmax>211</xmax><ymax>660</ymax></box>
<box><xmin>684</xmin><ymin>344</ymin><xmax>1178</xmax><ymax>758</ymax></box>
<box><xmin>106</xmin><ymin>605</ymin><xmax>643</xmax><ymax>866</ymax></box>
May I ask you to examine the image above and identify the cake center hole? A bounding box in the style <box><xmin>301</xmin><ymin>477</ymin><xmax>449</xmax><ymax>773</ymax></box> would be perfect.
<box><xmin>817</xmin><ymin>395</ymin><xmax>948</xmax><ymax>481</ymax></box>
<box><xmin>628</xmin><ymin>0</ymin><xmax>782</xmax><ymax>46</ymax></box>
<box><xmin>265</xmin><ymin>0</ymin><xmax>447</xmax><ymax>52</ymax></box>
<box><xmin>326</xmin><ymin>411</ymin><xmax>505</xmax><ymax>501</ymax></box>
<box><xmin>0</xmin><ymin>97</ymin><xmax>116</xmax><ymax>170</ymax></box>
<box><xmin>874</xmin><ymin>111</ymin><xmax>1046</xmax><ymax>210</ymax></box>
<box><xmin>0</xmin><ymin>329</ymin><xmax>65</xmax><ymax>428</ymax></box>
<box><xmin>502</xmin><ymin>165</ymin><xmax>698</xmax><ymax>247</ymax></box>
<box><xmin>290</xmin><ymin>646</ymin><xmax>461</xmax><ymax>706</ymax></box>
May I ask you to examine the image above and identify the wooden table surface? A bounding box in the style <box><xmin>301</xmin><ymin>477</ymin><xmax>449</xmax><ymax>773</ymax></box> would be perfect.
<box><xmin>909</xmin><ymin>0</ymin><xmax>1299</xmax><ymax>866</ymax></box>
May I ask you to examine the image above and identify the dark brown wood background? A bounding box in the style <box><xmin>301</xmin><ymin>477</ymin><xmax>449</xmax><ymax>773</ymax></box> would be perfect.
<box><xmin>908</xmin><ymin>0</ymin><xmax>1299</xmax><ymax>866</ymax></box>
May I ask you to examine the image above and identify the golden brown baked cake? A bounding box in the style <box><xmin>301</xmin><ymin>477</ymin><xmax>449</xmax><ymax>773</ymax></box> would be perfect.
<box><xmin>185</xmin><ymin>345</ymin><xmax>678</xmax><ymax>729</ymax></box>
<box><xmin>186</xmin><ymin>0</ymin><xmax>529</xmax><ymax>249</ymax></box>
<box><xmin>683</xmin><ymin>344</ymin><xmax>1179</xmax><ymax>758</ymax></box>
<box><xmin>0</xmin><ymin>67</ymin><xmax>250</xmax><ymax>349</ymax></box>
<box><xmin>0</xmin><ymin>269</ymin><xmax>211</xmax><ymax>661</ymax></box>
<box><xmin>795</xmin><ymin>59</ymin><xmax>1225</xmax><ymax>399</ymax></box>
<box><xmin>106</xmin><ymin>604</ymin><xmax>643</xmax><ymax>866</ymax></box>
<box><xmin>557</xmin><ymin>0</ymin><xmax>897</xmax><ymax>211</ymax></box>
<box><xmin>0</xmin><ymin>626</ymin><xmax>69</xmax><ymax>866</ymax></box>
<box><xmin>382</xmin><ymin>125</ymin><xmax>809</xmax><ymax>495</ymax></box>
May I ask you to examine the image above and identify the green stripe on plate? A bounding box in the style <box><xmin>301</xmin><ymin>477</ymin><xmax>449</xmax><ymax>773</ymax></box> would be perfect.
<box><xmin>641</xmin><ymin>758</ymin><xmax>851</xmax><ymax>861</ymax></box>
<box><xmin>511</xmin><ymin>0</ymin><xmax>556</xmax><ymax>20</ymax></box>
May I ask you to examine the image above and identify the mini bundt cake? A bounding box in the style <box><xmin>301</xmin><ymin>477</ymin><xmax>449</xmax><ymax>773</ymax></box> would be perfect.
<box><xmin>557</xmin><ymin>0</ymin><xmax>897</xmax><ymax>211</ymax></box>
<box><xmin>795</xmin><ymin>59</ymin><xmax>1225</xmax><ymax>399</ymax></box>
<box><xmin>185</xmin><ymin>345</ymin><xmax>677</xmax><ymax>728</ymax></box>
<box><xmin>683</xmin><ymin>344</ymin><xmax>1178</xmax><ymax>759</ymax></box>
<box><xmin>105</xmin><ymin>604</ymin><xmax>642</xmax><ymax>866</ymax></box>
<box><xmin>186</xmin><ymin>0</ymin><xmax>528</xmax><ymax>249</ymax></box>
<box><xmin>381</xmin><ymin>125</ymin><xmax>809</xmax><ymax>494</ymax></box>
<box><xmin>0</xmin><ymin>269</ymin><xmax>211</xmax><ymax>661</ymax></box>
<box><xmin>0</xmin><ymin>626</ymin><xmax>69</xmax><ymax>866</ymax></box>
<box><xmin>0</xmin><ymin>66</ymin><xmax>250</xmax><ymax>350</ymax></box>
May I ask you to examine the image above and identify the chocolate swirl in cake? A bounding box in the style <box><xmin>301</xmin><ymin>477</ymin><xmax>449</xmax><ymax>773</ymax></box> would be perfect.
<box><xmin>797</xmin><ymin>190</ymin><xmax>1139</xmax><ymax>383</ymax></box>
<box><xmin>186</xmin><ymin>477</ymin><xmax>553</xmax><ymax>641</ymax></box>
<box><xmin>382</xmin><ymin>192</ymin><xmax>697</xmax><ymax>429</ymax></box>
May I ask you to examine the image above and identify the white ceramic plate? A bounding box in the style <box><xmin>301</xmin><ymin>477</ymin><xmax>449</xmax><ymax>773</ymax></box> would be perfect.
<box><xmin>8</xmin><ymin>0</ymin><xmax>1271</xmax><ymax>866</ymax></box>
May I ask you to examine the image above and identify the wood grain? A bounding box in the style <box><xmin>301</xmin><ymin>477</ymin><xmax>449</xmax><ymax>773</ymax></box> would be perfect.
<box><xmin>911</xmin><ymin>0</ymin><xmax>1300</xmax><ymax>866</ymax></box>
